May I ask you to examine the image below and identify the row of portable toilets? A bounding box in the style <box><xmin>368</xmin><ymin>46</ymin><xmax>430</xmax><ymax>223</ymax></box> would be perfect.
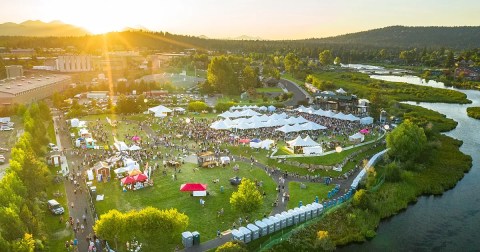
<box><xmin>181</xmin><ymin>186</ymin><xmax>358</xmax><ymax>248</ymax></box>
<box><xmin>231</xmin><ymin>202</ymin><xmax>324</xmax><ymax>243</ymax></box>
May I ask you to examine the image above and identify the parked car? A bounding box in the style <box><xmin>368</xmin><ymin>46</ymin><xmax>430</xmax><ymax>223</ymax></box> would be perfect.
<box><xmin>48</xmin><ymin>143</ymin><xmax>59</xmax><ymax>151</ymax></box>
<box><xmin>0</xmin><ymin>155</ymin><xmax>5</xmax><ymax>164</ymax></box>
<box><xmin>0</xmin><ymin>126</ymin><xmax>13</xmax><ymax>131</ymax></box>
<box><xmin>47</xmin><ymin>199</ymin><xmax>64</xmax><ymax>215</ymax></box>
<box><xmin>0</xmin><ymin>147</ymin><xmax>8</xmax><ymax>153</ymax></box>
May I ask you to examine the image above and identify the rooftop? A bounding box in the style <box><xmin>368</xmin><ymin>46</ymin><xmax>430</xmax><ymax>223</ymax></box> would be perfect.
<box><xmin>0</xmin><ymin>74</ymin><xmax>70</xmax><ymax>95</ymax></box>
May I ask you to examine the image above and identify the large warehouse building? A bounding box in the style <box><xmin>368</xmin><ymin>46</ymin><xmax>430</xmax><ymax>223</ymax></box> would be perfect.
<box><xmin>0</xmin><ymin>74</ymin><xmax>71</xmax><ymax>107</ymax></box>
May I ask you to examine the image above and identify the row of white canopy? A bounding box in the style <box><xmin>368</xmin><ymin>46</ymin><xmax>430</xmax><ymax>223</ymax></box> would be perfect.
<box><xmin>296</xmin><ymin>106</ymin><xmax>361</xmax><ymax>122</ymax></box>
<box><xmin>211</xmin><ymin>114</ymin><xmax>327</xmax><ymax>131</ymax></box>
<box><xmin>287</xmin><ymin>135</ymin><xmax>320</xmax><ymax>147</ymax></box>
<box><xmin>230</xmin><ymin>105</ymin><xmax>276</xmax><ymax>111</ymax></box>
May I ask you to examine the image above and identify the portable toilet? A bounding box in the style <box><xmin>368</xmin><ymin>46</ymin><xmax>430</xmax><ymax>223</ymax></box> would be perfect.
<box><xmin>255</xmin><ymin>220</ymin><xmax>268</xmax><ymax>237</ymax></box>
<box><xmin>262</xmin><ymin>218</ymin><xmax>274</xmax><ymax>234</ymax></box>
<box><xmin>239</xmin><ymin>227</ymin><xmax>252</xmax><ymax>243</ymax></box>
<box><xmin>191</xmin><ymin>231</ymin><xmax>200</xmax><ymax>245</ymax></box>
<box><xmin>181</xmin><ymin>231</ymin><xmax>193</xmax><ymax>248</ymax></box>
<box><xmin>310</xmin><ymin>203</ymin><xmax>319</xmax><ymax>217</ymax></box>
<box><xmin>283</xmin><ymin>211</ymin><xmax>293</xmax><ymax>226</ymax></box>
<box><xmin>247</xmin><ymin>224</ymin><xmax>260</xmax><ymax>240</ymax></box>
<box><xmin>288</xmin><ymin>209</ymin><xmax>300</xmax><ymax>224</ymax></box>
<box><xmin>295</xmin><ymin>207</ymin><xmax>306</xmax><ymax>222</ymax></box>
<box><xmin>268</xmin><ymin>216</ymin><xmax>281</xmax><ymax>232</ymax></box>
<box><xmin>231</xmin><ymin>229</ymin><xmax>244</xmax><ymax>242</ymax></box>
<box><xmin>275</xmin><ymin>213</ymin><xmax>287</xmax><ymax>229</ymax></box>
<box><xmin>318</xmin><ymin>203</ymin><xmax>324</xmax><ymax>215</ymax></box>
<box><xmin>302</xmin><ymin>205</ymin><xmax>312</xmax><ymax>220</ymax></box>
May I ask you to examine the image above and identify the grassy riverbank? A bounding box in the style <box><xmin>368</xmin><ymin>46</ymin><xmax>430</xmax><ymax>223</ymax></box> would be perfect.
<box><xmin>268</xmin><ymin>105</ymin><xmax>472</xmax><ymax>251</ymax></box>
<box><xmin>466</xmin><ymin>107</ymin><xmax>480</xmax><ymax>120</ymax></box>
<box><xmin>308</xmin><ymin>71</ymin><xmax>470</xmax><ymax>104</ymax></box>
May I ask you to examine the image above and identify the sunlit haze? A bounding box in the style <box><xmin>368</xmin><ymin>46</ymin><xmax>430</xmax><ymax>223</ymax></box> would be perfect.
<box><xmin>1</xmin><ymin>0</ymin><xmax>480</xmax><ymax>39</ymax></box>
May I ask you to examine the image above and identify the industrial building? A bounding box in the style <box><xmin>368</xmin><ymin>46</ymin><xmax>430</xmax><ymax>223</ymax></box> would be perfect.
<box><xmin>0</xmin><ymin>74</ymin><xmax>71</xmax><ymax>107</ymax></box>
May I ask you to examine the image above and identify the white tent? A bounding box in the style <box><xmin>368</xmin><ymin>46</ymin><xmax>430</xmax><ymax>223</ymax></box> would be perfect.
<box><xmin>259</xmin><ymin>106</ymin><xmax>268</xmax><ymax>111</ymax></box>
<box><xmin>218</xmin><ymin>111</ymin><xmax>234</xmax><ymax>118</ymax></box>
<box><xmin>334</xmin><ymin>112</ymin><xmax>347</xmax><ymax>120</ymax></box>
<box><xmin>336</xmin><ymin>88</ymin><xmax>347</xmax><ymax>94</ymax></box>
<box><xmin>296</xmin><ymin>105</ymin><xmax>308</xmax><ymax>112</ymax></box>
<box><xmin>302</xmin><ymin>136</ymin><xmax>320</xmax><ymax>146</ymax></box>
<box><xmin>300</xmin><ymin>121</ymin><xmax>327</xmax><ymax>131</ymax></box>
<box><xmin>360</xmin><ymin>117</ymin><xmax>374</xmax><ymax>125</ymax></box>
<box><xmin>303</xmin><ymin>146</ymin><xmax>323</xmax><ymax>154</ymax></box>
<box><xmin>295</xmin><ymin>116</ymin><xmax>309</xmax><ymax>124</ymax></box>
<box><xmin>349</xmin><ymin>132</ymin><xmax>365</xmax><ymax>142</ymax></box>
<box><xmin>268</xmin><ymin>105</ymin><xmax>276</xmax><ymax>112</ymax></box>
<box><xmin>241</xmin><ymin>109</ymin><xmax>261</xmax><ymax>117</ymax></box>
<box><xmin>129</xmin><ymin>145</ymin><xmax>141</xmax><ymax>151</ymax></box>
<box><xmin>323</xmin><ymin>110</ymin><xmax>336</xmax><ymax>118</ymax></box>
<box><xmin>287</xmin><ymin>136</ymin><xmax>306</xmax><ymax>146</ymax></box>
<box><xmin>259</xmin><ymin>114</ymin><xmax>270</xmax><ymax>122</ymax></box>
<box><xmin>211</xmin><ymin>120</ymin><xmax>232</xmax><ymax>130</ymax></box>
<box><xmin>345</xmin><ymin>114</ymin><xmax>360</xmax><ymax>121</ymax></box>
<box><xmin>114</xmin><ymin>141</ymin><xmax>129</xmax><ymax>151</ymax></box>
<box><xmin>148</xmin><ymin>105</ymin><xmax>172</xmax><ymax>117</ymax></box>
<box><xmin>260</xmin><ymin>139</ymin><xmax>275</xmax><ymax>150</ymax></box>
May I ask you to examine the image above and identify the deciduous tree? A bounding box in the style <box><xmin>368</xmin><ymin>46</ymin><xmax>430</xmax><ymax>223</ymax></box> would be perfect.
<box><xmin>386</xmin><ymin>120</ymin><xmax>427</xmax><ymax>162</ymax></box>
<box><xmin>230</xmin><ymin>178</ymin><xmax>263</xmax><ymax>215</ymax></box>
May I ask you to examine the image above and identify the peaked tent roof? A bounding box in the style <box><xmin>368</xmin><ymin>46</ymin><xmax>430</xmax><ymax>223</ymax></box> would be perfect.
<box><xmin>302</xmin><ymin>136</ymin><xmax>320</xmax><ymax>146</ymax></box>
<box><xmin>287</xmin><ymin>136</ymin><xmax>306</xmax><ymax>146</ymax></box>
<box><xmin>180</xmin><ymin>183</ymin><xmax>207</xmax><ymax>191</ymax></box>
<box><xmin>148</xmin><ymin>105</ymin><xmax>172</xmax><ymax>114</ymax></box>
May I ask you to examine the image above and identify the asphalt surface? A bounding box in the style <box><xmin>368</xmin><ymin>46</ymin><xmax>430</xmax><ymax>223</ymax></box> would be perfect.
<box><xmin>279</xmin><ymin>78</ymin><xmax>313</xmax><ymax>107</ymax></box>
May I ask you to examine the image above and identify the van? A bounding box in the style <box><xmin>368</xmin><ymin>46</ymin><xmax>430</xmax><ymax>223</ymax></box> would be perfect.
<box><xmin>47</xmin><ymin>199</ymin><xmax>64</xmax><ymax>215</ymax></box>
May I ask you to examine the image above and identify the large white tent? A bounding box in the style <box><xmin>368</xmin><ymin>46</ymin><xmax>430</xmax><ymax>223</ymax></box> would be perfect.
<box><xmin>287</xmin><ymin>135</ymin><xmax>320</xmax><ymax>147</ymax></box>
<box><xmin>349</xmin><ymin>132</ymin><xmax>365</xmax><ymax>142</ymax></box>
<box><xmin>211</xmin><ymin>120</ymin><xmax>231</xmax><ymax>130</ymax></box>
<box><xmin>360</xmin><ymin>117</ymin><xmax>374</xmax><ymax>125</ymax></box>
<box><xmin>148</xmin><ymin>105</ymin><xmax>172</xmax><ymax>117</ymax></box>
<box><xmin>345</xmin><ymin>114</ymin><xmax>360</xmax><ymax>121</ymax></box>
<box><xmin>300</xmin><ymin>121</ymin><xmax>327</xmax><ymax>130</ymax></box>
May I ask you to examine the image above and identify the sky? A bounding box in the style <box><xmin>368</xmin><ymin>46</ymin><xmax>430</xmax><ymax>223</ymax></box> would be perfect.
<box><xmin>1</xmin><ymin>0</ymin><xmax>479</xmax><ymax>39</ymax></box>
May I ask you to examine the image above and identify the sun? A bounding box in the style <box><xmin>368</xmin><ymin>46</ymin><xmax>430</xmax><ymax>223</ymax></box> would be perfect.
<box><xmin>79</xmin><ymin>20</ymin><xmax>123</xmax><ymax>34</ymax></box>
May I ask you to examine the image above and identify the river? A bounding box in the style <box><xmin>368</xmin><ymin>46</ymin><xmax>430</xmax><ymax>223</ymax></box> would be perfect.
<box><xmin>342</xmin><ymin>74</ymin><xmax>480</xmax><ymax>251</ymax></box>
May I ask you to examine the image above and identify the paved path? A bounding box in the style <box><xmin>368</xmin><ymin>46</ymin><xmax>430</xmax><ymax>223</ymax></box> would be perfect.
<box><xmin>54</xmin><ymin>116</ymin><xmax>99</xmax><ymax>252</ymax></box>
<box><xmin>279</xmin><ymin>78</ymin><xmax>313</xmax><ymax>106</ymax></box>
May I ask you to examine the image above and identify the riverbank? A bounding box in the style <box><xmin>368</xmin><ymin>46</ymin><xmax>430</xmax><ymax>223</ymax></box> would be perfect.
<box><xmin>268</xmin><ymin>104</ymin><xmax>472</xmax><ymax>251</ymax></box>
<box><xmin>466</xmin><ymin>107</ymin><xmax>480</xmax><ymax>120</ymax></box>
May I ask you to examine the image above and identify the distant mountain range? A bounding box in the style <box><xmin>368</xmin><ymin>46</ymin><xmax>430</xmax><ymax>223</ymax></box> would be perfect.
<box><xmin>0</xmin><ymin>20</ymin><xmax>90</xmax><ymax>36</ymax></box>
<box><xmin>198</xmin><ymin>35</ymin><xmax>264</xmax><ymax>40</ymax></box>
<box><xmin>313</xmin><ymin>26</ymin><xmax>480</xmax><ymax>49</ymax></box>
<box><xmin>1</xmin><ymin>21</ymin><xmax>479</xmax><ymax>50</ymax></box>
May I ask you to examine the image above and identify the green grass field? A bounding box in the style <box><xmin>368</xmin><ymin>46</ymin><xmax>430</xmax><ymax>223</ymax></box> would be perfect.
<box><xmin>93</xmin><ymin>162</ymin><xmax>277</xmax><ymax>250</ymax></box>
<box><xmin>287</xmin><ymin>182</ymin><xmax>335</xmax><ymax>209</ymax></box>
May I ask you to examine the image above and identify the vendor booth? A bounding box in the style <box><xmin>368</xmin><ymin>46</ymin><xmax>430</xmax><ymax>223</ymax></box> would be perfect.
<box><xmin>197</xmin><ymin>152</ymin><xmax>219</xmax><ymax>168</ymax></box>
<box><xmin>349</xmin><ymin>132</ymin><xmax>365</xmax><ymax>143</ymax></box>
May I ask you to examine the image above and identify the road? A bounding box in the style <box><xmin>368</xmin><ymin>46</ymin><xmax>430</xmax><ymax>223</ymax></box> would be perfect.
<box><xmin>279</xmin><ymin>78</ymin><xmax>313</xmax><ymax>107</ymax></box>
<box><xmin>53</xmin><ymin>115</ymin><xmax>99</xmax><ymax>252</ymax></box>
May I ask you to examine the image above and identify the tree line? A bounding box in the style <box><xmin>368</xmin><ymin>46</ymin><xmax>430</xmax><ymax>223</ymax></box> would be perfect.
<box><xmin>0</xmin><ymin>102</ymin><xmax>53</xmax><ymax>251</ymax></box>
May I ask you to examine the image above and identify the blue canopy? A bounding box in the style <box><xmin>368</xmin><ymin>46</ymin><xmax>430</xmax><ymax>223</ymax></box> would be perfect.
<box><xmin>251</xmin><ymin>138</ymin><xmax>261</xmax><ymax>143</ymax></box>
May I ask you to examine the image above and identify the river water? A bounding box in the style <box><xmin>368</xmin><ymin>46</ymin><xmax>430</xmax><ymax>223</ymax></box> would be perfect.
<box><xmin>342</xmin><ymin>75</ymin><xmax>480</xmax><ymax>251</ymax></box>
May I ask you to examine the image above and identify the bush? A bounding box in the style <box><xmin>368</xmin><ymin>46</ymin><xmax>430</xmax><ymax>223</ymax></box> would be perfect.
<box><xmin>384</xmin><ymin>162</ymin><xmax>401</xmax><ymax>182</ymax></box>
<box><xmin>365</xmin><ymin>230</ymin><xmax>376</xmax><ymax>239</ymax></box>
<box><xmin>216</xmin><ymin>241</ymin><xmax>247</xmax><ymax>252</ymax></box>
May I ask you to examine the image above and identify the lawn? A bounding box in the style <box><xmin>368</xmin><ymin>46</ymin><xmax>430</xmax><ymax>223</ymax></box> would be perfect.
<box><xmin>256</xmin><ymin>87</ymin><xmax>283</xmax><ymax>93</ymax></box>
<box><xmin>44</xmin><ymin>166</ymin><xmax>73</xmax><ymax>251</ymax></box>
<box><xmin>93</xmin><ymin>162</ymin><xmax>277</xmax><ymax>250</ymax></box>
<box><xmin>287</xmin><ymin>182</ymin><xmax>335</xmax><ymax>209</ymax></box>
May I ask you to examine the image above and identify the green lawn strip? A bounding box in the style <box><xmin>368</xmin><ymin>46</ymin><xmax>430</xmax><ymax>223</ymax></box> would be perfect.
<box><xmin>44</xmin><ymin>166</ymin><xmax>73</xmax><ymax>251</ymax></box>
<box><xmin>287</xmin><ymin>182</ymin><xmax>335</xmax><ymax>209</ymax></box>
<box><xmin>281</xmin><ymin>73</ymin><xmax>304</xmax><ymax>86</ymax></box>
<box><xmin>310</xmin><ymin>71</ymin><xmax>469</xmax><ymax>104</ymax></box>
<box><xmin>466</xmin><ymin>106</ymin><xmax>480</xmax><ymax>120</ymax></box>
<box><xmin>94</xmin><ymin>162</ymin><xmax>277</xmax><ymax>250</ymax></box>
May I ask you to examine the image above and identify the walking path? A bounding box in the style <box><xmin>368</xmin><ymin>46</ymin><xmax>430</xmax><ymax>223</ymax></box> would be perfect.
<box><xmin>54</xmin><ymin>116</ymin><xmax>99</xmax><ymax>252</ymax></box>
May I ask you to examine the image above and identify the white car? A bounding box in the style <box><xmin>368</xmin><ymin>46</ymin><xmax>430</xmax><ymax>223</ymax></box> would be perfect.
<box><xmin>0</xmin><ymin>155</ymin><xmax>5</xmax><ymax>164</ymax></box>
<box><xmin>0</xmin><ymin>126</ymin><xmax>13</xmax><ymax>131</ymax></box>
<box><xmin>48</xmin><ymin>143</ymin><xmax>60</xmax><ymax>151</ymax></box>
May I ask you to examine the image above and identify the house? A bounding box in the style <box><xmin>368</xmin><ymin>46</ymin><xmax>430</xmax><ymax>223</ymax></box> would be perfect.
<box><xmin>454</xmin><ymin>66</ymin><xmax>480</xmax><ymax>81</ymax></box>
